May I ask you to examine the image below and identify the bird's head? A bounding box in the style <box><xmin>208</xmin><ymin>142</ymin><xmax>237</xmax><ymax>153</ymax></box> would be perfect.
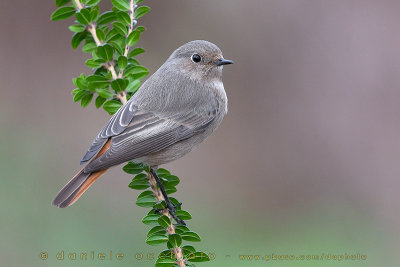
<box><xmin>167</xmin><ymin>40</ymin><xmax>233</xmax><ymax>81</ymax></box>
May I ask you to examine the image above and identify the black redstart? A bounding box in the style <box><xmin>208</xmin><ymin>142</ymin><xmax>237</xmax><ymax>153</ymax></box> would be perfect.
<box><xmin>52</xmin><ymin>40</ymin><xmax>233</xmax><ymax>220</ymax></box>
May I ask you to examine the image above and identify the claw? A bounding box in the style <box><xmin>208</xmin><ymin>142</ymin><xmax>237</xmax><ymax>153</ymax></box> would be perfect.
<box><xmin>173</xmin><ymin>202</ymin><xmax>182</xmax><ymax>210</ymax></box>
<box><xmin>154</xmin><ymin>208</ymin><xmax>162</xmax><ymax>214</ymax></box>
<box><xmin>166</xmin><ymin>202</ymin><xmax>185</xmax><ymax>225</ymax></box>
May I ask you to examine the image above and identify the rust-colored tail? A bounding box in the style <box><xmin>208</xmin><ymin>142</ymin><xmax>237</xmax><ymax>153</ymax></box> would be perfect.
<box><xmin>52</xmin><ymin>139</ymin><xmax>110</xmax><ymax>208</ymax></box>
<box><xmin>52</xmin><ymin>168</ymin><xmax>108</xmax><ymax>208</ymax></box>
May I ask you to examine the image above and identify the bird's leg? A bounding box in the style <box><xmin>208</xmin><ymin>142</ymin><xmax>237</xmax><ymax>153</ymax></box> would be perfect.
<box><xmin>150</xmin><ymin>168</ymin><xmax>186</xmax><ymax>225</ymax></box>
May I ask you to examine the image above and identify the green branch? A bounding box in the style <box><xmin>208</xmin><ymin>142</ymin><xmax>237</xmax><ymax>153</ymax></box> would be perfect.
<box><xmin>51</xmin><ymin>0</ymin><xmax>211</xmax><ymax>266</ymax></box>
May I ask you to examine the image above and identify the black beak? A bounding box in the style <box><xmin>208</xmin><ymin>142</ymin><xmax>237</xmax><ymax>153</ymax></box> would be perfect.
<box><xmin>216</xmin><ymin>58</ymin><xmax>234</xmax><ymax>66</ymax></box>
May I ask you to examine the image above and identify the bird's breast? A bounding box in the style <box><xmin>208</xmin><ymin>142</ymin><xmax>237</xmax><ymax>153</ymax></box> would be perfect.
<box><xmin>209</xmin><ymin>79</ymin><xmax>228</xmax><ymax>114</ymax></box>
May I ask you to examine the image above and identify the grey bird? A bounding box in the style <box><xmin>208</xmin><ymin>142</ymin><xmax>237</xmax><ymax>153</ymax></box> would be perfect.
<box><xmin>52</xmin><ymin>40</ymin><xmax>233</xmax><ymax>221</ymax></box>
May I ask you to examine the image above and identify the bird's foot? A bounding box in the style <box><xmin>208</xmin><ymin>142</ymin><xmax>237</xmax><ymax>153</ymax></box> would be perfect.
<box><xmin>153</xmin><ymin>202</ymin><xmax>185</xmax><ymax>225</ymax></box>
<box><xmin>166</xmin><ymin>202</ymin><xmax>186</xmax><ymax>226</ymax></box>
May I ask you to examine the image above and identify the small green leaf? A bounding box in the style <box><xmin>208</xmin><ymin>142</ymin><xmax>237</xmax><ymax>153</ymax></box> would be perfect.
<box><xmin>128</xmin><ymin>47</ymin><xmax>145</xmax><ymax>57</ymax></box>
<box><xmin>113</xmin><ymin>21</ymin><xmax>128</xmax><ymax>36</ymax></box>
<box><xmin>103</xmin><ymin>100</ymin><xmax>122</xmax><ymax>115</ymax></box>
<box><xmin>97</xmin><ymin>44</ymin><xmax>114</xmax><ymax>61</ymax></box>
<box><xmin>165</xmin><ymin>187</ymin><xmax>177</xmax><ymax>195</ymax></box>
<box><xmin>117</xmin><ymin>11</ymin><xmax>131</xmax><ymax>25</ymax></box>
<box><xmin>182</xmin><ymin>245</ymin><xmax>196</xmax><ymax>256</ymax></box>
<box><xmin>155</xmin><ymin>258</ymin><xmax>175</xmax><ymax>267</ymax></box>
<box><xmin>95</xmin><ymin>96</ymin><xmax>106</xmax><ymax>108</ymax></box>
<box><xmin>68</xmin><ymin>24</ymin><xmax>86</xmax><ymax>32</ymax></box>
<box><xmin>142</xmin><ymin>214</ymin><xmax>160</xmax><ymax>225</ymax></box>
<box><xmin>187</xmin><ymin>252</ymin><xmax>211</xmax><ymax>262</ymax></box>
<box><xmin>111</xmin><ymin>79</ymin><xmax>127</xmax><ymax>92</ymax></box>
<box><xmin>96</xmin><ymin>28</ymin><xmax>105</xmax><ymax>41</ymax></box>
<box><xmin>80</xmin><ymin>73</ymin><xmax>89</xmax><ymax>86</ymax></box>
<box><xmin>90</xmin><ymin>6</ymin><xmax>100</xmax><ymax>21</ymax></box>
<box><xmin>96</xmin><ymin>11</ymin><xmax>116</xmax><ymax>25</ymax></box>
<box><xmin>136</xmin><ymin>26</ymin><xmax>146</xmax><ymax>33</ymax></box>
<box><xmin>126</xmin><ymin>79</ymin><xmax>141</xmax><ymax>93</ymax></box>
<box><xmin>110</xmin><ymin>40</ymin><xmax>125</xmax><ymax>55</ymax></box>
<box><xmin>96</xmin><ymin>88</ymin><xmax>114</xmax><ymax>98</ymax></box>
<box><xmin>82</xmin><ymin>42</ymin><xmax>97</xmax><ymax>53</ymax></box>
<box><xmin>146</xmin><ymin>235</ymin><xmax>168</xmax><ymax>246</ymax></box>
<box><xmin>75</xmin><ymin>8</ymin><xmax>92</xmax><ymax>25</ymax></box>
<box><xmin>51</xmin><ymin>6</ymin><xmax>76</xmax><ymax>21</ymax></box>
<box><xmin>168</xmin><ymin>234</ymin><xmax>182</xmax><ymax>248</ymax></box>
<box><xmin>135</xmin><ymin>0</ymin><xmax>144</xmax><ymax>4</ymax></box>
<box><xmin>122</xmin><ymin>162</ymin><xmax>144</xmax><ymax>174</ymax></box>
<box><xmin>56</xmin><ymin>0</ymin><xmax>71</xmax><ymax>7</ymax></box>
<box><xmin>175</xmin><ymin>210</ymin><xmax>192</xmax><ymax>220</ymax></box>
<box><xmin>128</xmin><ymin>58</ymin><xmax>140</xmax><ymax>65</ymax></box>
<box><xmin>158</xmin><ymin>215</ymin><xmax>171</xmax><ymax>228</ymax></box>
<box><xmin>73</xmin><ymin>74</ymin><xmax>88</xmax><ymax>89</ymax></box>
<box><xmin>81</xmin><ymin>92</ymin><xmax>93</xmax><ymax>107</ymax></box>
<box><xmin>71</xmin><ymin>31</ymin><xmax>87</xmax><ymax>49</ymax></box>
<box><xmin>129</xmin><ymin>173</ymin><xmax>150</xmax><ymax>190</ymax></box>
<box><xmin>118</xmin><ymin>56</ymin><xmax>128</xmax><ymax>70</ymax></box>
<box><xmin>72</xmin><ymin>89</ymin><xmax>86</xmax><ymax>102</ymax></box>
<box><xmin>86</xmin><ymin>58</ymin><xmax>103</xmax><ymax>69</ymax></box>
<box><xmin>137</xmin><ymin>190</ymin><xmax>154</xmax><ymax>198</ymax></box>
<box><xmin>162</xmin><ymin>175</ymin><xmax>180</xmax><ymax>187</ymax></box>
<box><xmin>85</xmin><ymin>58</ymin><xmax>102</xmax><ymax>68</ymax></box>
<box><xmin>87</xmin><ymin>75</ymin><xmax>110</xmax><ymax>88</ymax></box>
<box><xmin>93</xmin><ymin>67</ymin><xmax>108</xmax><ymax>76</ymax></box>
<box><xmin>181</xmin><ymin>231</ymin><xmax>201</xmax><ymax>242</ymax></box>
<box><xmin>134</xmin><ymin>6</ymin><xmax>150</xmax><ymax>19</ymax></box>
<box><xmin>156</xmin><ymin>168</ymin><xmax>171</xmax><ymax>176</ymax></box>
<box><xmin>147</xmin><ymin>226</ymin><xmax>166</xmax><ymax>237</ymax></box>
<box><xmin>126</xmin><ymin>30</ymin><xmax>140</xmax><ymax>46</ymax></box>
<box><xmin>134</xmin><ymin>72</ymin><xmax>148</xmax><ymax>80</ymax></box>
<box><xmin>111</xmin><ymin>0</ymin><xmax>130</xmax><ymax>11</ymax></box>
<box><xmin>86</xmin><ymin>0</ymin><xmax>102</xmax><ymax>6</ymax></box>
<box><xmin>136</xmin><ymin>195</ymin><xmax>156</xmax><ymax>207</ymax></box>
<box><xmin>106</xmin><ymin>29</ymin><xmax>121</xmax><ymax>42</ymax></box>
<box><xmin>124</xmin><ymin>65</ymin><xmax>148</xmax><ymax>77</ymax></box>
<box><xmin>175</xmin><ymin>225</ymin><xmax>190</xmax><ymax>234</ymax></box>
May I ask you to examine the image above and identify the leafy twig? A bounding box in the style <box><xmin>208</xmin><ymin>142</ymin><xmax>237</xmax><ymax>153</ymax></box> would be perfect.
<box><xmin>51</xmin><ymin>1</ymin><xmax>211</xmax><ymax>266</ymax></box>
<box><xmin>74</xmin><ymin>0</ymin><xmax>124</xmax><ymax>102</ymax></box>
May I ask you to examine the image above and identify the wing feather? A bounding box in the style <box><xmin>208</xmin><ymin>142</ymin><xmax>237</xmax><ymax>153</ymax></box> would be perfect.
<box><xmin>80</xmin><ymin>101</ymin><xmax>137</xmax><ymax>165</ymax></box>
<box><xmin>80</xmin><ymin>78</ymin><xmax>222</xmax><ymax>170</ymax></box>
<box><xmin>84</xmin><ymin>109</ymin><xmax>216</xmax><ymax>172</ymax></box>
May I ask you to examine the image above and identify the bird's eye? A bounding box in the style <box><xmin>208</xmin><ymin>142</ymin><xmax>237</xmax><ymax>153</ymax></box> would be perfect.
<box><xmin>191</xmin><ymin>54</ymin><xmax>201</xmax><ymax>63</ymax></box>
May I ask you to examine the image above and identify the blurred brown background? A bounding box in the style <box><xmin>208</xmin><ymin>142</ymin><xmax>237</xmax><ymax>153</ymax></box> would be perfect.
<box><xmin>1</xmin><ymin>0</ymin><xmax>400</xmax><ymax>266</ymax></box>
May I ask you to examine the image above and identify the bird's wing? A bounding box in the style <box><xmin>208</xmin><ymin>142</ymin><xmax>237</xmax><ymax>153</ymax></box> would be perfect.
<box><xmin>83</xmin><ymin>104</ymin><xmax>218</xmax><ymax>172</ymax></box>
<box><xmin>80</xmin><ymin>101</ymin><xmax>137</xmax><ymax>165</ymax></box>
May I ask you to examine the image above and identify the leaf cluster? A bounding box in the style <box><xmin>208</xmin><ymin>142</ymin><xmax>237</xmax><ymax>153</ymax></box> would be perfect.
<box><xmin>52</xmin><ymin>1</ymin><xmax>210</xmax><ymax>266</ymax></box>
<box><xmin>51</xmin><ymin>0</ymin><xmax>150</xmax><ymax>114</ymax></box>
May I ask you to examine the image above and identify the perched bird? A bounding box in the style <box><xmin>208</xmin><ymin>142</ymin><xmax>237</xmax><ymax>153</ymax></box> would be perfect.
<box><xmin>52</xmin><ymin>40</ymin><xmax>233</xmax><ymax>222</ymax></box>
